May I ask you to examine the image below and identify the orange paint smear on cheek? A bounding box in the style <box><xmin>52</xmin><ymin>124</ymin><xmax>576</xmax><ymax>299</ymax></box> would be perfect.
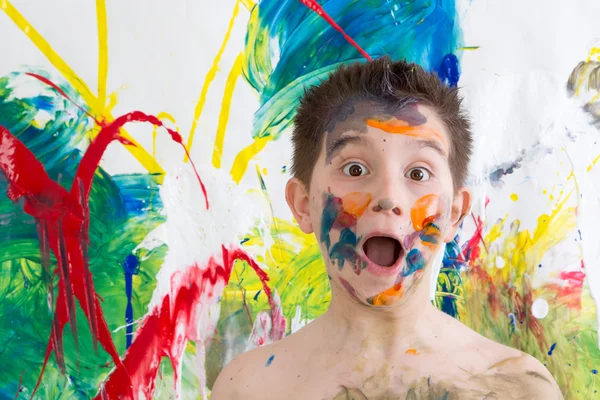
<box><xmin>410</xmin><ymin>194</ymin><xmax>441</xmax><ymax>231</ymax></box>
<box><xmin>341</xmin><ymin>192</ymin><xmax>372</xmax><ymax>218</ymax></box>
<box><xmin>369</xmin><ymin>282</ymin><xmax>404</xmax><ymax>306</ymax></box>
<box><xmin>365</xmin><ymin>119</ymin><xmax>448</xmax><ymax>152</ymax></box>
<box><xmin>405</xmin><ymin>348</ymin><xmax>420</xmax><ymax>355</ymax></box>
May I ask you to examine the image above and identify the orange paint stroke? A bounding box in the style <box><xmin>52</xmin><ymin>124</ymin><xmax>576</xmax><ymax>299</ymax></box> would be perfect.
<box><xmin>410</xmin><ymin>194</ymin><xmax>440</xmax><ymax>231</ymax></box>
<box><xmin>369</xmin><ymin>282</ymin><xmax>403</xmax><ymax>306</ymax></box>
<box><xmin>366</xmin><ymin>118</ymin><xmax>448</xmax><ymax>153</ymax></box>
<box><xmin>405</xmin><ymin>348</ymin><xmax>419</xmax><ymax>355</ymax></box>
<box><xmin>341</xmin><ymin>192</ymin><xmax>372</xmax><ymax>218</ymax></box>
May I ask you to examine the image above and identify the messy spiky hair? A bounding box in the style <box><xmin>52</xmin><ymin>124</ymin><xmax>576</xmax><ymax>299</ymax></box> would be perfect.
<box><xmin>291</xmin><ymin>56</ymin><xmax>472</xmax><ymax>191</ymax></box>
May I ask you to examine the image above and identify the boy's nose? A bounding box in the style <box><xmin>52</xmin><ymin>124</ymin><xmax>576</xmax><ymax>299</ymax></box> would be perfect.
<box><xmin>372</xmin><ymin>198</ymin><xmax>401</xmax><ymax>215</ymax></box>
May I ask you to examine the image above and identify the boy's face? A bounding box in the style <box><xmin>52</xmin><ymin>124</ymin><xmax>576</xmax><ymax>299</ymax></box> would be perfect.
<box><xmin>286</xmin><ymin>102</ymin><xmax>470</xmax><ymax>308</ymax></box>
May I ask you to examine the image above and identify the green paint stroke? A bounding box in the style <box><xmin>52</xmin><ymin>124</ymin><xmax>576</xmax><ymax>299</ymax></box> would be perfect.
<box><xmin>0</xmin><ymin>70</ymin><xmax>166</xmax><ymax>398</ymax></box>
<box><xmin>242</xmin><ymin>0</ymin><xmax>463</xmax><ymax>141</ymax></box>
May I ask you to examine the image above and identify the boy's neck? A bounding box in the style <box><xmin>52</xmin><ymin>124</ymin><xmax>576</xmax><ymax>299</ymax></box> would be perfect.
<box><xmin>318</xmin><ymin>277</ymin><xmax>443</xmax><ymax>358</ymax></box>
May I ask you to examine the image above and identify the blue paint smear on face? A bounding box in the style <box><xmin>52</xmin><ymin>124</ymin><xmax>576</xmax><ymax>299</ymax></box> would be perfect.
<box><xmin>420</xmin><ymin>222</ymin><xmax>441</xmax><ymax>245</ymax></box>
<box><xmin>320</xmin><ymin>193</ymin><xmax>341</xmax><ymax>251</ymax></box>
<box><xmin>265</xmin><ymin>354</ymin><xmax>275</xmax><ymax>367</ymax></box>
<box><xmin>548</xmin><ymin>343</ymin><xmax>557</xmax><ymax>356</ymax></box>
<box><xmin>243</xmin><ymin>0</ymin><xmax>463</xmax><ymax>141</ymax></box>
<box><xmin>329</xmin><ymin>228</ymin><xmax>359</xmax><ymax>270</ymax></box>
<box><xmin>402</xmin><ymin>249</ymin><xmax>426</xmax><ymax>277</ymax></box>
<box><xmin>122</xmin><ymin>254</ymin><xmax>140</xmax><ymax>349</ymax></box>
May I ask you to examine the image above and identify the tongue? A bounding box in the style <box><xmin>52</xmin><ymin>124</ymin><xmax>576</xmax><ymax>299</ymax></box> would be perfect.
<box><xmin>364</xmin><ymin>237</ymin><xmax>397</xmax><ymax>267</ymax></box>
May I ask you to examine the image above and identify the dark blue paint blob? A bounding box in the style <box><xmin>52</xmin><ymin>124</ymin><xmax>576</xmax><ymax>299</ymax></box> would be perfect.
<box><xmin>122</xmin><ymin>254</ymin><xmax>140</xmax><ymax>349</ymax></box>
<box><xmin>548</xmin><ymin>343</ymin><xmax>557</xmax><ymax>356</ymax></box>
<box><xmin>402</xmin><ymin>249</ymin><xmax>426</xmax><ymax>277</ymax></box>
<box><xmin>253</xmin><ymin>290</ymin><xmax>262</xmax><ymax>301</ymax></box>
<box><xmin>592</xmin><ymin>369</ymin><xmax>598</xmax><ymax>374</ymax></box>
<box><xmin>329</xmin><ymin>228</ymin><xmax>359</xmax><ymax>270</ymax></box>
<box><xmin>265</xmin><ymin>354</ymin><xmax>275</xmax><ymax>367</ymax></box>
<box><xmin>434</xmin><ymin>53</ymin><xmax>460</xmax><ymax>87</ymax></box>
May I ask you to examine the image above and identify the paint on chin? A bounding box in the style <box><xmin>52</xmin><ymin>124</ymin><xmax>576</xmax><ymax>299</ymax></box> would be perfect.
<box><xmin>366</xmin><ymin>195</ymin><xmax>445</xmax><ymax>307</ymax></box>
<box><xmin>339</xmin><ymin>276</ymin><xmax>361</xmax><ymax>303</ymax></box>
<box><xmin>320</xmin><ymin>191</ymin><xmax>371</xmax><ymax>274</ymax></box>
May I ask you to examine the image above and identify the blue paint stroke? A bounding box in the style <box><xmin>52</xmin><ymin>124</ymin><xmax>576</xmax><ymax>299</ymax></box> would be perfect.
<box><xmin>548</xmin><ymin>343</ymin><xmax>557</xmax><ymax>356</ymax></box>
<box><xmin>122</xmin><ymin>254</ymin><xmax>140</xmax><ymax>349</ymax></box>
<box><xmin>420</xmin><ymin>222</ymin><xmax>441</xmax><ymax>246</ymax></box>
<box><xmin>434</xmin><ymin>53</ymin><xmax>460</xmax><ymax>87</ymax></box>
<box><xmin>329</xmin><ymin>227</ymin><xmax>359</xmax><ymax>270</ymax></box>
<box><xmin>320</xmin><ymin>192</ymin><xmax>341</xmax><ymax>251</ymax></box>
<box><xmin>243</xmin><ymin>0</ymin><xmax>463</xmax><ymax>142</ymax></box>
<box><xmin>402</xmin><ymin>249</ymin><xmax>426</xmax><ymax>277</ymax></box>
<box><xmin>592</xmin><ymin>369</ymin><xmax>598</xmax><ymax>374</ymax></box>
<box><xmin>265</xmin><ymin>354</ymin><xmax>275</xmax><ymax>367</ymax></box>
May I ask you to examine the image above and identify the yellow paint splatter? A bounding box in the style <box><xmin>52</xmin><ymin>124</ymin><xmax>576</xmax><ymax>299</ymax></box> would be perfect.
<box><xmin>186</xmin><ymin>0</ymin><xmax>243</xmax><ymax>161</ymax></box>
<box><xmin>1</xmin><ymin>0</ymin><xmax>164</xmax><ymax>176</ymax></box>
<box><xmin>510</xmin><ymin>193</ymin><xmax>519</xmax><ymax>201</ymax></box>
<box><xmin>230</xmin><ymin>136</ymin><xmax>272</xmax><ymax>183</ymax></box>
<box><xmin>212</xmin><ymin>53</ymin><xmax>245</xmax><ymax>169</ymax></box>
<box><xmin>96</xmin><ymin>0</ymin><xmax>108</xmax><ymax>112</ymax></box>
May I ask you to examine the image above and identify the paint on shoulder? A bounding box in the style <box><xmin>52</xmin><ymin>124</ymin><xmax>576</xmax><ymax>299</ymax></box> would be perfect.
<box><xmin>265</xmin><ymin>354</ymin><xmax>275</xmax><ymax>367</ymax></box>
<box><xmin>525</xmin><ymin>370</ymin><xmax>551</xmax><ymax>383</ymax></box>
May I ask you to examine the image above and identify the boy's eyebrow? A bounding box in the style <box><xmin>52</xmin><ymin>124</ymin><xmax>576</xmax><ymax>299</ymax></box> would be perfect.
<box><xmin>326</xmin><ymin>135</ymin><xmax>370</xmax><ymax>162</ymax></box>
<box><xmin>415</xmin><ymin>139</ymin><xmax>448</xmax><ymax>159</ymax></box>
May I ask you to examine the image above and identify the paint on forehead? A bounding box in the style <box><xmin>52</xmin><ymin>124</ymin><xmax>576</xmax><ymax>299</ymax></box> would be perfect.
<box><xmin>324</xmin><ymin>99</ymin><xmax>423</xmax><ymax>162</ymax></box>
<box><xmin>410</xmin><ymin>194</ymin><xmax>442</xmax><ymax>231</ymax></box>
<box><xmin>365</xmin><ymin>118</ymin><xmax>449</xmax><ymax>154</ymax></box>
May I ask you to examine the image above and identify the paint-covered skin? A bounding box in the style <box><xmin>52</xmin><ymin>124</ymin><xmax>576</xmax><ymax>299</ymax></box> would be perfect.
<box><xmin>320</xmin><ymin>191</ymin><xmax>371</xmax><ymax>273</ymax></box>
<box><xmin>213</xmin><ymin>103</ymin><xmax>562</xmax><ymax>400</ymax></box>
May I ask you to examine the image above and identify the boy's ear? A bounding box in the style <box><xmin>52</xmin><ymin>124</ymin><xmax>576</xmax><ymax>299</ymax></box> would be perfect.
<box><xmin>285</xmin><ymin>177</ymin><xmax>314</xmax><ymax>234</ymax></box>
<box><xmin>444</xmin><ymin>186</ymin><xmax>471</xmax><ymax>243</ymax></box>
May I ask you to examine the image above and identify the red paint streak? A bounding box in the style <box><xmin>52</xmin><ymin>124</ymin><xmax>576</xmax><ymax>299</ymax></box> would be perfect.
<box><xmin>0</xmin><ymin>105</ymin><xmax>210</xmax><ymax>396</ymax></box>
<box><xmin>297</xmin><ymin>0</ymin><xmax>372</xmax><ymax>61</ymax></box>
<box><xmin>560</xmin><ymin>270</ymin><xmax>586</xmax><ymax>284</ymax></box>
<box><xmin>25</xmin><ymin>73</ymin><xmax>100</xmax><ymax>124</ymax></box>
<box><xmin>461</xmin><ymin>213</ymin><xmax>485</xmax><ymax>261</ymax></box>
<box><xmin>96</xmin><ymin>246</ymin><xmax>276</xmax><ymax>399</ymax></box>
<box><xmin>545</xmin><ymin>270</ymin><xmax>586</xmax><ymax>310</ymax></box>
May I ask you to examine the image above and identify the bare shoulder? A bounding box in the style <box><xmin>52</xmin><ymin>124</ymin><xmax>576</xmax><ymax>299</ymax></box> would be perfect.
<box><xmin>442</xmin><ymin>320</ymin><xmax>563</xmax><ymax>399</ymax></box>
<box><xmin>210</xmin><ymin>341</ymin><xmax>281</xmax><ymax>400</ymax></box>
<box><xmin>482</xmin><ymin>352</ymin><xmax>564</xmax><ymax>399</ymax></box>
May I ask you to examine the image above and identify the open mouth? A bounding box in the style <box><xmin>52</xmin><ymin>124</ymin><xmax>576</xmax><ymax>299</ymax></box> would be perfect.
<box><xmin>362</xmin><ymin>236</ymin><xmax>403</xmax><ymax>267</ymax></box>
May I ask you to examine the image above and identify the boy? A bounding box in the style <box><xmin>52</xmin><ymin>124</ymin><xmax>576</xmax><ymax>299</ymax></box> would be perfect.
<box><xmin>211</xmin><ymin>57</ymin><xmax>562</xmax><ymax>399</ymax></box>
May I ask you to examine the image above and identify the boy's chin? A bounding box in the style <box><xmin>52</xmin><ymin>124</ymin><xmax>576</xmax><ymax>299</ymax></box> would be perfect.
<box><xmin>335</xmin><ymin>267</ymin><xmax>427</xmax><ymax>308</ymax></box>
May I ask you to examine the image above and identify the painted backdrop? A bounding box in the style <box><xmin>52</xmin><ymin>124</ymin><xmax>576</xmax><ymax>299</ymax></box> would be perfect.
<box><xmin>0</xmin><ymin>0</ymin><xmax>599</xmax><ymax>398</ymax></box>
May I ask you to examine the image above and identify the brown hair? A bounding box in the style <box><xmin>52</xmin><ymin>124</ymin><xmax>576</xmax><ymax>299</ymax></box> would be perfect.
<box><xmin>291</xmin><ymin>56</ymin><xmax>472</xmax><ymax>191</ymax></box>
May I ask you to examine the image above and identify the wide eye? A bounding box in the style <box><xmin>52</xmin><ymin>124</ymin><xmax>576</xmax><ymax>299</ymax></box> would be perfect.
<box><xmin>406</xmin><ymin>167</ymin><xmax>431</xmax><ymax>182</ymax></box>
<box><xmin>343</xmin><ymin>162</ymin><xmax>369</xmax><ymax>177</ymax></box>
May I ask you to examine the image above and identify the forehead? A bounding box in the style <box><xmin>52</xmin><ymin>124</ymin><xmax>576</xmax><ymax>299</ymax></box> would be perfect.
<box><xmin>323</xmin><ymin>100</ymin><xmax>451</xmax><ymax>160</ymax></box>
